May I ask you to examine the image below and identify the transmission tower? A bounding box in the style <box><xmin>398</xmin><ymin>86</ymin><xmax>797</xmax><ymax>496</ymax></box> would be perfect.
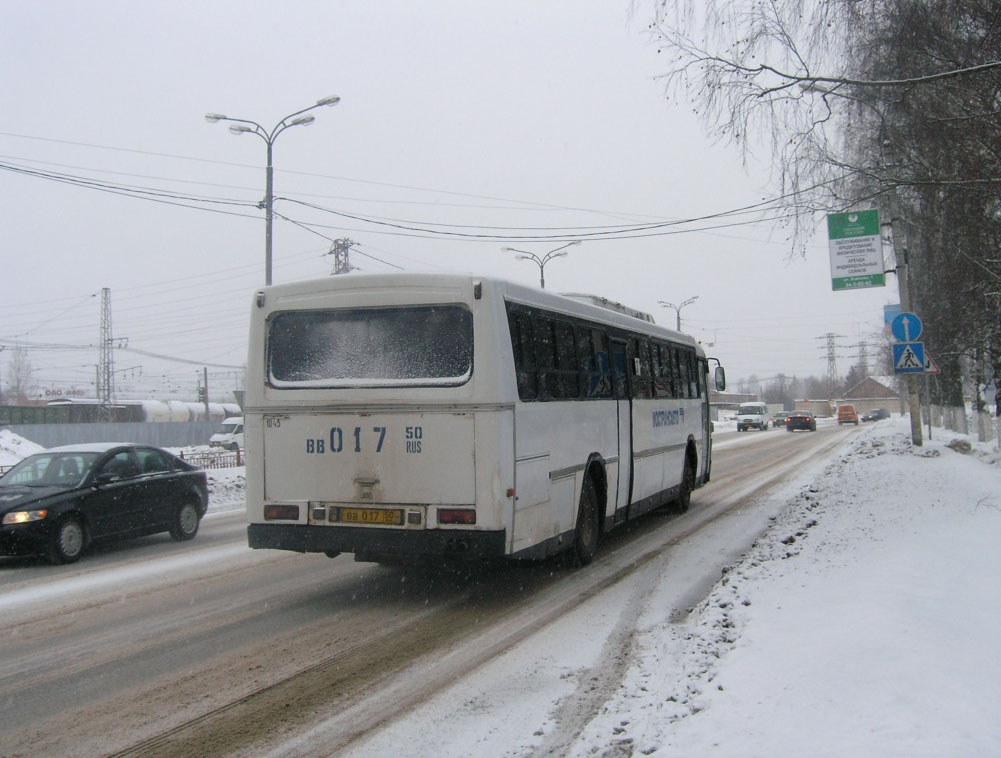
<box><xmin>858</xmin><ymin>340</ymin><xmax>869</xmax><ymax>378</ymax></box>
<box><xmin>824</xmin><ymin>332</ymin><xmax>839</xmax><ymax>399</ymax></box>
<box><xmin>96</xmin><ymin>287</ymin><xmax>115</xmax><ymax>421</ymax></box>
<box><xmin>329</xmin><ymin>238</ymin><xmax>356</xmax><ymax>275</ymax></box>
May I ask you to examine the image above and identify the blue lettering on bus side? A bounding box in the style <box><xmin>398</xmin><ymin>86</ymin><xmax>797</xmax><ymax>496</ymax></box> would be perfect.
<box><xmin>651</xmin><ymin>408</ymin><xmax>685</xmax><ymax>428</ymax></box>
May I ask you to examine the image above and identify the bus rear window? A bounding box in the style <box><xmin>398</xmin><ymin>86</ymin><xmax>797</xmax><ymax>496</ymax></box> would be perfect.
<box><xmin>268</xmin><ymin>305</ymin><xmax>473</xmax><ymax>388</ymax></box>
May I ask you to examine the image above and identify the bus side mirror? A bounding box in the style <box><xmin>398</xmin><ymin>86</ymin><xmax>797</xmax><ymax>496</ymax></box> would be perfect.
<box><xmin>714</xmin><ymin>366</ymin><xmax>726</xmax><ymax>392</ymax></box>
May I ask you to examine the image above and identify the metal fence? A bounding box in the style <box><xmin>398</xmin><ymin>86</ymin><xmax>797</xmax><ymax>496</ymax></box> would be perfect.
<box><xmin>0</xmin><ymin>448</ymin><xmax>242</xmax><ymax>476</ymax></box>
<box><xmin>178</xmin><ymin>449</ymin><xmax>244</xmax><ymax>469</ymax></box>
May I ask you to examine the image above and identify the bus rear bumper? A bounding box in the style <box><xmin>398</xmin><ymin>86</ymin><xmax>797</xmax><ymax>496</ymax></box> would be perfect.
<box><xmin>247</xmin><ymin>523</ymin><xmax>507</xmax><ymax>559</ymax></box>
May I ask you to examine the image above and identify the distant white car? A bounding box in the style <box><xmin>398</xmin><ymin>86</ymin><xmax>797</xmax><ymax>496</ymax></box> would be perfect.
<box><xmin>736</xmin><ymin>402</ymin><xmax>769</xmax><ymax>432</ymax></box>
<box><xmin>209</xmin><ymin>416</ymin><xmax>244</xmax><ymax>450</ymax></box>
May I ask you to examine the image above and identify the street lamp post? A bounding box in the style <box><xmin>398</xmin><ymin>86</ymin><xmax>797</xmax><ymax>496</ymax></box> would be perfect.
<box><xmin>502</xmin><ymin>241</ymin><xmax>581</xmax><ymax>288</ymax></box>
<box><xmin>206</xmin><ymin>95</ymin><xmax>341</xmax><ymax>286</ymax></box>
<box><xmin>659</xmin><ymin>296</ymin><xmax>699</xmax><ymax>331</ymax></box>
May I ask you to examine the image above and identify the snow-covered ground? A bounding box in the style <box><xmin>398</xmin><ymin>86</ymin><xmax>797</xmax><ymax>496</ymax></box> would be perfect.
<box><xmin>569</xmin><ymin>419</ymin><xmax>1001</xmax><ymax>757</ymax></box>
<box><xmin>3</xmin><ymin>420</ymin><xmax>1000</xmax><ymax>756</ymax></box>
<box><xmin>343</xmin><ymin>417</ymin><xmax>1001</xmax><ymax>758</ymax></box>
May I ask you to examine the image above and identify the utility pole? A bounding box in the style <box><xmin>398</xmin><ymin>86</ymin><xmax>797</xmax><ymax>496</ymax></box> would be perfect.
<box><xmin>96</xmin><ymin>288</ymin><xmax>115</xmax><ymax>422</ymax></box>
<box><xmin>329</xmin><ymin>238</ymin><xmax>356</xmax><ymax>275</ymax></box>
<box><xmin>887</xmin><ymin>217</ymin><xmax>923</xmax><ymax>446</ymax></box>
<box><xmin>881</xmin><ymin>137</ymin><xmax>922</xmax><ymax>446</ymax></box>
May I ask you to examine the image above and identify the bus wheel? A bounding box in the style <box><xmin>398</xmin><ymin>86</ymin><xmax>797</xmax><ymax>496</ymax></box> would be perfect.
<box><xmin>572</xmin><ymin>476</ymin><xmax>600</xmax><ymax>567</ymax></box>
<box><xmin>675</xmin><ymin>457</ymin><xmax>695</xmax><ymax>514</ymax></box>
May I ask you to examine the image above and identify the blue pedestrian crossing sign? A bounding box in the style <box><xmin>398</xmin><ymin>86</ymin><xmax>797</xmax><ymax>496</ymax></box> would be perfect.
<box><xmin>893</xmin><ymin>342</ymin><xmax>925</xmax><ymax>373</ymax></box>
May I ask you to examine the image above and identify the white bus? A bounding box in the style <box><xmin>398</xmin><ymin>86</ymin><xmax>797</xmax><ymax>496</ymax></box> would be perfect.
<box><xmin>245</xmin><ymin>274</ymin><xmax>725</xmax><ymax>565</ymax></box>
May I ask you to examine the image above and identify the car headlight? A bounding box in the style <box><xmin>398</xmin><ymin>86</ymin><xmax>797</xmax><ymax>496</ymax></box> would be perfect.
<box><xmin>2</xmin><ymin>509</ymin><xmax>49</xmax><ymax>525</ymax></box>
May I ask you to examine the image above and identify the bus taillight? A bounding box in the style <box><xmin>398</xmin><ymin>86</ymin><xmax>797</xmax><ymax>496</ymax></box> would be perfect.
<box><xmin>437</xmin><ymin>508</ymin><xmax>476</xmax><ymax>525</ymax></box>
<box><xmin>264</xmin><ymin>504</ymin><xmax>300</xmax><ymax>520</ymax></box>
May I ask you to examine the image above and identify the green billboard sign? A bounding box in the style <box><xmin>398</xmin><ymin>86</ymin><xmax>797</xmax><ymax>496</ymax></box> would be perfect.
<box><xmin>827</xmin><ymin>209</ymin><xmax>885</xmax><ymax>291</ymax></box>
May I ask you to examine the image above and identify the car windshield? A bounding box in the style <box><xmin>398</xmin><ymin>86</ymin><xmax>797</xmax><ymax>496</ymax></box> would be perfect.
<box><xmin>0</xmin><ymin>452</ymin><xmax>101</xmax><ymax>488</ymax></box>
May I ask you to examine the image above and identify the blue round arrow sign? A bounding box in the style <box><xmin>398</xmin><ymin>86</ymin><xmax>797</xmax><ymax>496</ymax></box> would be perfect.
<box><xmin>891</xmin><ymin>312</ymin><xmax>923</xmax><ymax>342</ymax></box>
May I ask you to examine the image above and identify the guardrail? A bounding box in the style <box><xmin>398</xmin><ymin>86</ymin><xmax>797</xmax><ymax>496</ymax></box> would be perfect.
<box><xmin>178</xmin><ymin>449</ymin><xmax>243</xmax><ymax>469</ymax></box>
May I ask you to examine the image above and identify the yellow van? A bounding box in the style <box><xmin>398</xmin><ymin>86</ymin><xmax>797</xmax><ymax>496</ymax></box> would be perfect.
<box><xmin>837</xmin><ymin>405</ymin><xmax>859</xmax><ymax>425</ymax></box>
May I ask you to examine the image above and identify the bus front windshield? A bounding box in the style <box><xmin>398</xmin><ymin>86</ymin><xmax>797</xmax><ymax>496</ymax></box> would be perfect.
<box><xmin>268</xmin><ymin>305</ymin><xmax>473</xmax><ymax>388</ymax></box>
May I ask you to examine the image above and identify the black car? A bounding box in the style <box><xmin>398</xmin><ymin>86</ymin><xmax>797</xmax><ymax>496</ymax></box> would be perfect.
<box><xmin>861</xmin><ymin>408</ymin><xmax>891</xmax><ymax>422</ymax></box>
<box><xmin>0</xmin><ymin>443</ymin><xmax>208</xmax><ymax>564</ymax></box>
<box><xmin>785</xmin><ymin>411</ymin><xmax>817</xmax><ymax>432</ymax></box>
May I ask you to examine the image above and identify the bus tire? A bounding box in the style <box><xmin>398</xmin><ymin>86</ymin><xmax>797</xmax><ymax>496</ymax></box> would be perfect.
<box><xmin>675</xmin><ymin>456</ymin><xmax>695</xmax><ymax>514</ymax></box>
<box><xmin>572</xmin><ymin>476</ymin><xmax>600</xmax><ymax>567</ymax></box>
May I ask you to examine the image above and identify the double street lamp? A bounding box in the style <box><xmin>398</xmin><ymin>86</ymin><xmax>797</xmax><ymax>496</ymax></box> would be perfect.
<box><xmin>502</xmin><ymin>241</ymin><xmax>581</xmax><ymax>289</ymax></box>
<box><xmin>659</xmin><ymin>296</ymin><xmax>699</xmax><ymax>331</ymax></box>
<box><xmin>206</xmin><ymin>95</ymin><xmax>341</xmax><ymax>286</ymax></box>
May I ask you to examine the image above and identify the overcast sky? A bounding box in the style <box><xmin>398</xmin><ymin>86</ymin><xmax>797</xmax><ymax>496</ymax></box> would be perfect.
<box><xmin>0</xmin><ymin>0</ymin><xmax>895</xmax><ymax>402</ymax></box>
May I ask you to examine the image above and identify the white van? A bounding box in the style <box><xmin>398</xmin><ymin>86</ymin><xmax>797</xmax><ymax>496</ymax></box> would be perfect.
<box><xmin>736</xmin><ymin>402</ymin><xmax>769</xmax><ymax>432</ymax></box>
<box><xmin>209</xmin><ymin>416</ymin><xmax>244</xmax><ymax>450</ymax></box>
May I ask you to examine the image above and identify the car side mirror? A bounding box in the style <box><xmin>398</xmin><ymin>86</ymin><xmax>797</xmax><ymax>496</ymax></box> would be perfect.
<box><xmin>714</xmin><ymin>366</ymin><xmax>726</xmax><ymax>392</ymax></box>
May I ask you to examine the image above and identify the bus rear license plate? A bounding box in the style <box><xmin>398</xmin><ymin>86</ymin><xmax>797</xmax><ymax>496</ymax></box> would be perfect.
<box><xmin>340</xmin><ymin>508</ymin><xmax>404</xmax><ymax>526</ymax></box>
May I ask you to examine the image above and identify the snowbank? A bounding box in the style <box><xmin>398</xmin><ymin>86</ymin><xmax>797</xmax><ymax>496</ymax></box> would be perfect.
<box><xmin>573</xmin><ymin>419</ymin><xmax>1001</xmax><ymax>756</ymax></box>
<box><xmin>0</xmin><ymin>429</ymin><xmax>44</xmax><ymax>467</ymax></box>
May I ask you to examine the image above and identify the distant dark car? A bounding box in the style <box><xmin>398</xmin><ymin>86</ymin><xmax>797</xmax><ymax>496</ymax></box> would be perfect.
<box><xmin>0</xmin><ymin>443</ymin><xmax>208</xmax><ymax>564</ymax></box>
<box><xmin>785</xmin><ymin>411</ymin><xmax>817</xmax><ymax>432</ymax></box>
<box><xmin>771</xmin><ymin>412</ymin><xmax>789</xmax><ymax>428</ymax></box>
<box><xmin>861</xmin><ymin>408</ymin><xmax>891</xmax><ymax>422</ymax></box>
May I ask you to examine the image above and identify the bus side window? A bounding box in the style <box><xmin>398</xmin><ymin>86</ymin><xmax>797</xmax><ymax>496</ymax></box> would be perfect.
<box><xmin>629</xmin><ymin>339</ymin><xmax>653</xmax><ymax>399</ymax></box>
<box><xmin>658</xmin><ymin>344</ymin><xmax>676</xmax><ymax>398</ymax></box>
<box><xmin>579</xmin><ymin>327</ymin><xmax>612</xmax><ymax>399</ymax></box>
<box><xmin>550</xmin><ymin>319</ymin><xmax>579</xmax><ymax>399</ymax></box>
<box><xmin>685</xmin><ymin>349</ymin><xmax>700</xmax><ymax>397</ymax></box>
<box><xmin>670</xmin><ymin>347</ymin><xmax>684</xmax><ymax>399</ymax></box>
<box><xmin>508</xmin><ymin>309</ymin><xmax>538</xmax><ymax>400</ymax></box>
<box><xmin>677</xmin><ymin>348</ymin><xmax>693</xmax><ymax>399</ymax></box>
<box><xmin>610</xmin><ymin>341</ymin><xmax>629</xmax><ymax>399</ymax></box>
<box><xmin>651</xmin><ymin>342</ymin><xmax>668</xmax><ymax>398</ymax></box>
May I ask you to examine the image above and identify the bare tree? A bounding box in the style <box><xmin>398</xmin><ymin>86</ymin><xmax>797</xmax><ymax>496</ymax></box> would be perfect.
<box><xmin>5</xmin><ymin>347</ymin><xmax>36</xmax><ymax>404</ymax></box>
<box><xmin>650</xmin><ymin>0</ymin><xmax>1001</xmax><ymax>424</ymax></box>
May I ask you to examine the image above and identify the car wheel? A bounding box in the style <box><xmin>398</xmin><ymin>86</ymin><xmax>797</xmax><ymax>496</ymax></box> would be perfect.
<box><xmin>169</xmin><ymin>500</ymin><xmax>201</xmax><ymax>541</ymax></box>
<box><xmin>48</xmin><ymin>515</ymin><xmax>85</xmax><ymax>564</ymax></box>
<box><xmin>571</xmin><ymin>476</ymin><xmax>600</xmax><ymax>567</ymax></box>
